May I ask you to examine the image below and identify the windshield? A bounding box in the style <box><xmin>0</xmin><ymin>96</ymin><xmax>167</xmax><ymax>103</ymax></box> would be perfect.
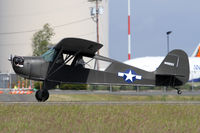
<box><xmin>41</xmin><ymin>48</ymin><xmax>57</xmax><ymax>62</ymax></box>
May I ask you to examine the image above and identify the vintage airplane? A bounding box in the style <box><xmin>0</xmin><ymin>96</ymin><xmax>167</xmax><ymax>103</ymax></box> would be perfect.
<box><xmin>9</xmin><ymin>38</ymin><xmax>189</xmax><ymax>102</ymax></box>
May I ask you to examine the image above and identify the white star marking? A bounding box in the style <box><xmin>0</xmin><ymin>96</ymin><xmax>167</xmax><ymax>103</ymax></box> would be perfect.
<box><xmin>125</xmin><ymin>70</ymin><xmax>135</xmax><ymax>82</ymax></box>
<box><xmin>118</xmin><ymin>70</ymin><xmax>142</xmax><ymax>83</ymax></box>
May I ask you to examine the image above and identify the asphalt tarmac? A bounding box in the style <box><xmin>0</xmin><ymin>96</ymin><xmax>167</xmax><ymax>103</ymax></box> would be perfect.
<box><xmin>2</xmin><ymin>101</ymin><xmax>200</xmax><ymax>105</ymax></box>
<box><xmin>49</xmin><ymin>89</ymin><xmax>200</xmax><ymax>96</ymax></box>
<box><xmin>0</xmin><ymin>93</ymin><xmax>36</xmax><ymax>102</ymax></box>
<box><xmin>1</xmin><ymin>90</ymin><xmax>200</xmax><ymax>103</ymax></box>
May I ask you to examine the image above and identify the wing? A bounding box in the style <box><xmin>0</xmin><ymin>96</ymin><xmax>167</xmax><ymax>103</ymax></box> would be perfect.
<box><xmin>54</xmin><ymin>38</ymin><xmax>103</xmax><ymax>57</ymax></box>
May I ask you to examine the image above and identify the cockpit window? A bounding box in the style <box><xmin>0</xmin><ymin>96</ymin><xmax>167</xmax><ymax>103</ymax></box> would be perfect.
<box><xmin>41</xmin><ymin>48</ymin><xmax>57</xmax><ymax>62</ymax></box>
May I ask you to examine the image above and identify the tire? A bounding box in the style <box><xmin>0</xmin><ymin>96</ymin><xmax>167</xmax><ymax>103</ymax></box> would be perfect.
<box><xmin>177</xmin><ymin>90</ymin><xmax>182</xmax><ymax>95</ymax></box>
<box><xmin>35</xmin><ymin>89</ymin><xmax>49</xmax><ymax>102</ymax></box>
<box><xmin>35</xmin><ymin>90</ymin><xmax>42</xmax><ymax>102</ymax></box>
<box><xmin>41</xmin><ymin>89</ymin><xmax>49</xmax><ymax>102</ymax></box>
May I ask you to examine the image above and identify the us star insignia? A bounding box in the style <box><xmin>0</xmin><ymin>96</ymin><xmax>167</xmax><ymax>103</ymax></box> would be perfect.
<box><xmin>118</xmin><ymin>69</ymin><xmax>142</xmax><ymax>83</ymax></box>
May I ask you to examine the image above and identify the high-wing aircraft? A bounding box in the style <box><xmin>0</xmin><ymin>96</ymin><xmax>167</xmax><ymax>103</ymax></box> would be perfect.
<box><xmin>9</xmin><ymin>38</ymin><xmax>189</xmax><ymax>102</ymax></box>
<box><xmin>125</xmin><ymin>43</ymin><xmax>200</xmax><ymax>82</ymax></box>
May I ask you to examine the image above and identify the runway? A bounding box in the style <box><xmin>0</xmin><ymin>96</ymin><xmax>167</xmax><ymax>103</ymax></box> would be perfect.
<box><xmin>1</xmin><ymin>90</ymin><xmax>200</xmax><ymax>103</ymax></box>
<box><xmin>2</xmin><ymin>101</ymin><xmax>200</xmax><ymax>105</ymax></box>
<box><xmin>49</xmin><ymin>89</ymin><xmax>200</xmax><ymax>96</ymax></box>
<box><xmin>0</xmin><ymin>93</ymin><xmax>36</xmax><ymax>102</ymax></box>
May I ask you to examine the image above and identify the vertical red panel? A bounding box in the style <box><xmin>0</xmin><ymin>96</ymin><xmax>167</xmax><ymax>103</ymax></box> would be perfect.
<box><xmin>128</xmin><ymin>53</ymin><xmax>131</xmax><ymax>60</ymax></box>
<box><xmin>128</xmin><ymin>16</ymin><xmax>131</xmax><ymax>35</ymax></box>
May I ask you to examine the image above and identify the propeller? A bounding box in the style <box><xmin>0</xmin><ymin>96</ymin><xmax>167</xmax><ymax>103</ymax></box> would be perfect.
<box><xmin>8</xmin><ymin>54</ymin><xmax>13</xmax><ymax>62</ymax></box>
<box><xmin>13</xmin><ymin>56</ymin><xmax>24</xmax><ymax>67</ymax></box>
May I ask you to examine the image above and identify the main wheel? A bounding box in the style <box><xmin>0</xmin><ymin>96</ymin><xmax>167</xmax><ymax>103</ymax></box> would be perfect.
<box><xmin>35</xmin><ymin>90</ymin><xmax>42</xmax><ymax>102</ymax></box>
<box><xmin>35</xmin><ymin>89</ymin><xmax>49</xmax><ymax>102</ymax></box>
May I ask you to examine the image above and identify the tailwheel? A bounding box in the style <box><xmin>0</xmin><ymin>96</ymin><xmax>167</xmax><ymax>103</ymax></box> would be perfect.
<box><xmin>177</xmin><ymin>89</ymin><xmax>182</xmax><ymax>95</ymax></box>
<box><xmin>35</xmin><ymin>89</ymin><xmax>49</xmax><ymax>102</ymax></box>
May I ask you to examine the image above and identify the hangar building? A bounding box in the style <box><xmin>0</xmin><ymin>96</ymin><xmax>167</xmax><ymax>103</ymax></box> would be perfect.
<box><xmin>0</xmin><ymin>0</ymin><xmax>109</xmax><ymax>73</ymax></box>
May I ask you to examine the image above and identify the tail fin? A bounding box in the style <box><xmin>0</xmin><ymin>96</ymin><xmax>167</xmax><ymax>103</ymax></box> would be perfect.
<box><xmin>155</xmin><ymin>49</ymin><xmax>189</xmax><ymax>86</ymax></box>
<box><xmin>191</xmin><ymin>43</ymin><xmax>200</xmax><ymax>57</ymax></box>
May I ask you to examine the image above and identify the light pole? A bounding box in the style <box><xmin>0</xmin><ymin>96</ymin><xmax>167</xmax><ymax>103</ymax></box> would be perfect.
<box><xmin>166</xmin><ymin>31</ymin><xmax>172</xmax><ymax>53</ymax></box>
<box><xmin>96</xmin><ymin>0</ymin><xmax>100</xmax><ymax>70</ymax></box>
<box><xmin>90</xmin><ymin>0</ymin><xmax>101</xmax><ymax>70</ymax></box>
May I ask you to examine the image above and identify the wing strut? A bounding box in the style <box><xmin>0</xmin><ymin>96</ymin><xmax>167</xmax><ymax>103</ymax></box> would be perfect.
<box><xmin>46</xmin><ymin>50</ymin><xmax>81</xmax><ymax>79</ymax></box>
<box><xmin>47</xmin><ymin>48</ymin><xmax>63</xmax><ymax>75</ymax></box>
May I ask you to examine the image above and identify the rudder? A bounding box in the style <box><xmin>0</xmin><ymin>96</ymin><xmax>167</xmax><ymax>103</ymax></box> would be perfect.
<box><xmin>155</xmin><ymin>49</ymin><xmax>189</xmax><ymax>86</ymax></box>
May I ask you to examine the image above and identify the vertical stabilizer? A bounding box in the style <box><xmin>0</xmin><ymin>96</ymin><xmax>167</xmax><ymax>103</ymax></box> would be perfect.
<box><xmin>155</xmin><ymin>49</ymin><xmax>189</xmax><ymax>86</ymax></box>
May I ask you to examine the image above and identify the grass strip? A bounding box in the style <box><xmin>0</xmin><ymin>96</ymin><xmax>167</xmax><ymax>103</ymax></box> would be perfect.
<box><xmin>48</xmin><ymin>94</ymin><xmax>200</xmax><ymax>102</ymax></box>
<box><xmin>0</xmin><ymin>104</ymin><xmax>200</xmax><ymax>133</ymax></box>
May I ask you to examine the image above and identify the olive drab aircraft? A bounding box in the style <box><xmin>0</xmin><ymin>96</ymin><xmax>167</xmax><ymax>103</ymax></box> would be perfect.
<box><xmin>9</xmin><ymin>38</ymin><xmax>190</xmax><ymax>102</ymax></box>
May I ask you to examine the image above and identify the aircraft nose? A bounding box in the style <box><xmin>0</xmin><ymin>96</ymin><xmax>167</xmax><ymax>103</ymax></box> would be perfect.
<box><xmin>13</xmin><ymin>56</ymin><xmax>24</xmax><ymax>68</ymax></box>
<box><xmin>11</xmin><ymin>56</ymin><xmax>31</xmax><ymax>78</ymax></box>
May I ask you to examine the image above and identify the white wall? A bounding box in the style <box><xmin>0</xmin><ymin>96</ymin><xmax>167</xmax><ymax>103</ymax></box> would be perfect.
<box><xmin>0</xmin><ymin>0</ymin><xmax>109</xmax><ymax>73</ymax></box>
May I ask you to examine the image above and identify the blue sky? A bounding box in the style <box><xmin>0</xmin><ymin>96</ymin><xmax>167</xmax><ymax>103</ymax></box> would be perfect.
<box><xmin>109</xmin><ymin>0</ymin><xmax>200</xmax><ymax>61</ymax></box>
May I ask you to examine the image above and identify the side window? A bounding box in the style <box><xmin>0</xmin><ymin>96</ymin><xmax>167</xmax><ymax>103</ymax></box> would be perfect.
<box><xmin>53</xmin><ymin>52</ymin><xmax>112</xmax><ymax>71</ymax></box>
<box><xmin>63</xmin><ymin>54</ymin><xmax>75</xmax><ymax>66</ymax></box>
<box><xmin>83</xmin><ymin>56</ymin><xmax>111</xmax><ymax>71</ymax></box>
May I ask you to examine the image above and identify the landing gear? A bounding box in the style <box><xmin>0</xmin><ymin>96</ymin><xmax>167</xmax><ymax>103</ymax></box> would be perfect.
<box><xmin>176</xmin><ymin>88</ymin><xmax>182</xmax><ymax>95</ymax></box>
<box><xmin>35</xmin><ymin>89</ymin><xmax>49</xmax><ymax>102</ymax></box>
<box><xmin>35</xmin><ymin>81</ymin><xmax>57</xmax><ymax>102</ymax></box>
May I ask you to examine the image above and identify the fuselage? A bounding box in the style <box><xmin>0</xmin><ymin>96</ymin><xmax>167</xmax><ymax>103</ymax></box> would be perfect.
<box><xmin>124</xmin><ymin>57</ymin><xmax>200</xmax><ymax>82</ymax></box>
<box><xmin>12</xmin><ymin>56</ymin><xmax>49</xmax><ymax>81</ymax></box>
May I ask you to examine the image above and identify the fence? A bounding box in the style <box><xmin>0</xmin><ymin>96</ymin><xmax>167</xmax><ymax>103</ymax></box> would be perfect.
<box><xmin>0</xmin><ymin>73</ymin><xmax>18</xmax><ymax>88</ymax></box>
